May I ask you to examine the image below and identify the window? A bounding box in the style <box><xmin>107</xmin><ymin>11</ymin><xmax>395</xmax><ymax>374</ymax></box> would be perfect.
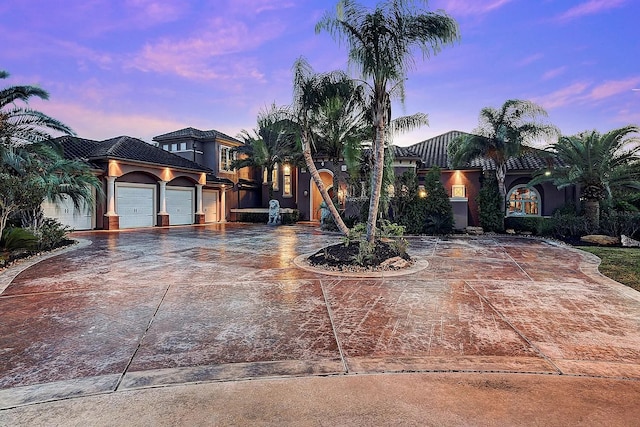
<box><xmin>220</xmin><ymin>146</ymin><xmax>235</xmax><ymax>172</ymax></box>
<box><xmin>179</xmin><ymin>142</ymin><xmax>187</xmax><ymax>151</ymax></box>
<box><xmin>506</xmin><ymin>185</ymin><xmax>540</xmax><ymax>216</ymax></box>
<box><xmin>283</xmin><ymin>164</ymin><xmax>292</xmax><ymax>197</ymax></box>
<box><xmin>263</xmin><ymin>164</ymin><xmax>279</xmax><ymax>190</ymax></box>
<box><xmin>171</xmin><ymin>143</ymin><xmax>178</xmax><ymax>152</ymax></box>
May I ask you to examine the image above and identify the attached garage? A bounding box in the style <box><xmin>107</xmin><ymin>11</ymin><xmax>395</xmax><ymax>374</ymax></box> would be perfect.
<box><xmin>203</xmin><ymin>190</ymin><xmax>219</xmax><ymax>223</ymax></box>
<box><xmin>42</xmin><ymin>195</ymin><xmax>93</xmax><ymax>230</ymax></box>
<box><xmin>166</xmin><ymin>187</ymin><xmax>194</xmax><ymax>225</ymax></box>
<box><xmin>116</xmin><ymin>184</ymin><xmax>156</xmax><ymax>228</ymax></box>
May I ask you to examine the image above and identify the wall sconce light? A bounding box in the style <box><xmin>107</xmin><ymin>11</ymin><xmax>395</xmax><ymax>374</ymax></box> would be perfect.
<box><xmin>303</xmin><ymin>190</ymin><xmax>308</xmax><ymax>197</ymax></box>
<box><xmin>418</xmin><ymin>185</ymin><xmax>427</xmax><ymax>198</ymax></box>
<box><xmin>452</xmin><ymin>184</ymin><xmax>466</xmax><ymax>198</ymax></box>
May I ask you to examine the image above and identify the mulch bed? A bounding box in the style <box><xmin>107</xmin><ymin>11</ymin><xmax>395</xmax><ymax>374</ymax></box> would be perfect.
<box><xmin>308</xmin><ymin>240</ymin><xmax>412</xmax><ymax>273</ymax></box>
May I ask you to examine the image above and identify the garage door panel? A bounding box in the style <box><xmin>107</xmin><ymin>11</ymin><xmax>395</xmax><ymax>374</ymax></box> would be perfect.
<box><xmin>42</xmin><ymin>196</ymin><xmax>93</xmax><ymax>230</ymax></box>
<box><xmin>117</xmin><ymin>185</ymin><xmax>155</xmax><ymax>229</ymax></box>
<box><xmin>167</xmin><ymin>187</ymin><xmax>194</xmax><ymax>225</ymax></box>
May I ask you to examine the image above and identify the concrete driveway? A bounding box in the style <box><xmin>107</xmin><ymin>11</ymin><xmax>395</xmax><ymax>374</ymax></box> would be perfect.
<box><xmin>1</xmin><ymin>223</ymin><xmax>639</xmax><ymax>426</ymax></box>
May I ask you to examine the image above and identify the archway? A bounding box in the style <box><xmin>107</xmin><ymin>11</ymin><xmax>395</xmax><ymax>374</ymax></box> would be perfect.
<box><xmin>310</xmin><ymin>170</ymin><xmax>334</xmax><ymax>221</ymax></box>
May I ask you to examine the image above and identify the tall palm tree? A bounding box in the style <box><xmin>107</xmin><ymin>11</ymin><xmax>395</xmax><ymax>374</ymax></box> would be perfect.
<box><xmin>531</xmin><ymin>125</ymin><xmax>640</xmax><ymax>229</ymax></box>
<box><xmin>0</xmin><ymin>70</ymin><xmax>98</xmax><ymax>238</ymax></box>
<box><xmin>292</xmin><ymin>58</ymin><xmax>352</xmax><ymax>235</ymax></box>
<box><xmin>449</xmin><ymin>99</ymin><xmax>558</xmax><ymax>227</ymax></box>
<box><xmin>316</xmin><ymin>0</ymin><xmax>460</xmax><ymax>242</ymax></box>
<box><xmin>232</xmin><ymin>104</ymin><xmax>298</xmax><ymax>201</ymax></box>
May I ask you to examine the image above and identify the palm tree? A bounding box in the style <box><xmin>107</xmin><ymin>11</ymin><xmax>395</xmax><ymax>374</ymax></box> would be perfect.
<box><xmin>0</xmin><ymin>70</ymin><xmax>98</xmax><ymax>238</ymax></box>
<box><xmin>310</xmin><ymin>73</ymin><xmax>370</xmax><ymax>209</ymax></box>
<box><xmin>316</xmin><ymin>0</ymin><xmax>460</xmax><ymax>242</ymax></box>
<box><xmin>449</xmin><ymin>99</ymin><xmax>558</xmax><ymax>228</ymax></box>
<box><xmin>292</xmin><ymin>58</ymin><xmax>352</xmax><ymax>235</ymax></box>
<box><xmin>232</xmin><ymin>104</ymin><xmax>298</xmax><ymax>201</ymax></box>
<box><xmin>531</xmin><ymin>125</ymin><xmax>640</xmax><ymax>229</ymax></box>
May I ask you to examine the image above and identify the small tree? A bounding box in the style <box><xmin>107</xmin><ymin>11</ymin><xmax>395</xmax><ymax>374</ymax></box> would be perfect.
<box><xmin>423</xmin><ymin>167</ymin><xmax>454</xmax><ymax>234</ymax></box>
<box><xmin>477</xmin><ymin>174</ymin><xmax>504</xmax><ymax>232</ymax></box>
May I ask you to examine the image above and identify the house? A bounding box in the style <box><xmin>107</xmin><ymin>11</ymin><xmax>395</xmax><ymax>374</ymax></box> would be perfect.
<box><xmin>44</xmin><ymin>128</ymin><xmax>576</xmax><ymax>231</ymax></box>
<box><xmin>263</xmin><ymin>130</ymin><xmax>576</xmax><ymax>228</ymax></box>
<box><xmin>152</xmin><ymin>127</ymin><xmax>266</xmax><ymax>219</ymax></box>
<box><xmin>409</xmin><ymin>130</ymin><xmax>576</xmax><ymax>228</ymax></box>
<box><xmin>44</xmin><ymin>134</ymin><xmax>237</xmax><ymax>230</ymax></box>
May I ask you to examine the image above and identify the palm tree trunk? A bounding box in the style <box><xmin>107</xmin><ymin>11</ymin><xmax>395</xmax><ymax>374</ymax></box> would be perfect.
<box><xmin>584</xmin><ymin>200</ymin><xmax>600</xmax><ymax>231</ymax></box>
<box><xmin>365</xmin><ymin>121</ymin><xmax>386</xmax><ymax>243</ymax></box>
<box><xmin>301</xmin><ymin>143</ymin><xmax>349</xmax><ymax>235</ymax></box>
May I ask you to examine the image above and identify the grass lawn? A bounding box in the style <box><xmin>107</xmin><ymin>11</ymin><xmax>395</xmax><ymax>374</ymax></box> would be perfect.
<box><xmin>578</xmin><ymin>246</ymin><xmax>640</xmax><ymax>293</ymax></box>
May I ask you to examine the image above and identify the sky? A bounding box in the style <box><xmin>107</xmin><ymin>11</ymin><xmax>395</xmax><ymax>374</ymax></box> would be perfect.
<box><xmin>1</xmin><ymin>0</ymin><xmax>639</xmax><ymax>148</ymax></box>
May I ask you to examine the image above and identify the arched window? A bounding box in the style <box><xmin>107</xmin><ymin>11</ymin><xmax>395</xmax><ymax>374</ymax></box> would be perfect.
<box><xmin>506</xmin><ymin>185</ymin><xmax>540</xmax><ymax>216</ymax></box>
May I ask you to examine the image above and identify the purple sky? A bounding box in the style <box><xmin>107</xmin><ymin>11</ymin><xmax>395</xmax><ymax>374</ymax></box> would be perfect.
<box><xmin>1</xmin><ymin>0</ymin><xmax>639</xmax><ymax>147</ymax></box>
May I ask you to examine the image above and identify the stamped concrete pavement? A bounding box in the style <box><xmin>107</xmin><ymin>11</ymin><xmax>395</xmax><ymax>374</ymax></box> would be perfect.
<box><xmin>1</xmin><ymin>223</ymin><xmax>639</xmax><ymax>426</ymax></box>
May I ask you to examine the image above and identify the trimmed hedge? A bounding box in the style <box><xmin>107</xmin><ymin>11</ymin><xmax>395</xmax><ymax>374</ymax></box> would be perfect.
<box><xmin>237</xmin><ymin>210</ymin><xmax>300</xmax><ymax>225</ymax></box>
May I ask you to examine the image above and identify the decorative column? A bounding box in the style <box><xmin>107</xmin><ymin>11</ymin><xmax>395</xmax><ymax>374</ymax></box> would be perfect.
<box><xmin>157</xmin><ymin>180</ymin><xmax>170</xmax><ymax>226</ymax></box>
<box><xmin>220</xmin><ymin>185</ymin><xmax>227</xmax><ymax>223</ymax></box>
<box><xmin>103</xmin><ymin>176</ymin><xmax>119</xmax><ymax>230</ymax></box>
<box><xmin>195</xmin><ymin>184</ymin><xmax>205</xmax><ymax>224</ymax></box>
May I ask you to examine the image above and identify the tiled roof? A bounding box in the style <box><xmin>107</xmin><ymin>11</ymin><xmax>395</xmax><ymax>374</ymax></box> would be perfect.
<box><xmin>409</xmin><ymin>130</ymin><xmax>466</xmax><ymax>169</ymax></box>
<box><xmin>53</xmin><ymin>135</ymin><xmax>211</xmax><ymax>173</ymax></box>
<box><xmin>52</xmin><ymin>135</ymin><xmax>102</xmax><ymax>169</ymax></box>
<box><xmin>206</xmin><ymin>174</ymin><xmax>234</xmax><ymax>186</ymax></box>
<box><xmin>409</xmin><ymin>130</ymin><xmax>566</xmax><ymax>171</ymax></box>
<box><xmin>360</xmin><ymin>145</ymin><xmax>422</xmax><ymax>161</ymax></box>
<box><xmin>94</xmin><ymin>136</ymin><xmax>211</xmax><ymax>172</ymax></box>
<box><xmin>390</xmin><ymin>145</ymin><xmax>421</xmax><ymax>160</ymax></box>
<box><xmin>153</xmin><ymin>127</ymin><xmax>242</xmax><ymax>144</ymax></box>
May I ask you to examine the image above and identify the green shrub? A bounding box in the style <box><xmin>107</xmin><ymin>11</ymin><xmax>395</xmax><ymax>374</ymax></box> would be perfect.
<box><xmin>237</xmin><ymin>212</ymin><xmax>268</xmax><ymax>223</ymax></box>
<box><xmin>1</xmin><ymin>227</ymin><xmax>38</xmax><ymax>251</ymax></box>
<box><xmin>599</xmin><ymin>210</ymin><xmax>640</xmax><ymax>238</ymax></box>
<box><xmin>396</xmin><ymin>197</ymin><xmax>427</xmax><ymax>235</ymax></box>
<box><xmin>281</xmin><ymin>210</ymin><xmax>300</xmax><ymax>225</ymax></box>
<box><xmin>422</xmin><ymin>167</ymin><xmax>454</xmax><ymax>234</ymax></box>
<box><xmin>35</xmin><ymin>218</ymin><xmax>72</xmax><ymax>251</ymax></box>
<box><xmin>504</xmin><ymin>216</ymin><xmax>554</xmax><ymax>236</ymax></box>
<box><xmin>236</xmin><ymin>210</ymin><xmax>300</xmax><ymax>225</ymax></box>
<box><xmin>477</xmin><ymin>175</ymin><xmax>503</xmax><ymax>232</ymax></box>
<box><xmin>549</xmin><ymin>210</ymin><xmax>589</xmax><ymax>238</ymax></box>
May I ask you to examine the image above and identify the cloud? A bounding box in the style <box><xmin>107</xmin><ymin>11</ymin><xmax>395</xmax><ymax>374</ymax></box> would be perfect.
<box><xmin>437</xmin><ymin>0</ymin><xmax>513</xmax><ymax>16</ymax></box>
<box><xmin>533</xmin><ymin>82</ymin><xmax>591</xmax><ymax>109</ymax></box>
<box><xmin>31</xmin><ymin>99</ymin><xmax>191</xmax><ymax>142</ymax></box>
<box><xmin>555</xmin><ymin>0</ymin><xmax>628</xmax><ymax>22</ymax></box>
<box><xmin>226</xmin><ymin>0</ymin><xmax>296</xmax><ymax>14</ymax></box>
<box><xmin>516</xmin><ymin>53</ymin><xmax>544</xmax><ymax>67</ymax></box>
<box><xmin>533</xmin><ymin>76</ymin><xmax>640</xmax><ymax>109</ymax></box>
<box><xmin>128</xmin><ymin>16</ymin><xmax>286</xmax><ymax>82</ymax></box>
<box><xmin>541</xmin><ymin>66</ymin><xmax>567</xmax><ymax>81</ymax></box>
<box><xmin>588</xmin><ymin>77</ymin><xmax>640</xmax><ymax>100</ymax></box>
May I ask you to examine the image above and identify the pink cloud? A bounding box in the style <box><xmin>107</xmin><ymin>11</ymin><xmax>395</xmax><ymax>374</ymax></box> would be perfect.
<box><xmin>128</xmin><ymin>17</ymin><xmax>281</xmax><ymax>81</ymax></box>
<box><xmin>587</xmin><ymin>77</ymin><xmax>640</xmax><ymax>100</ymax></box>
<box><xmin>437</xmin><ymin>0</ymin><xmax>513</xmax><ymax>16</ymax></box>
<box><xmin>516</xmin><ymin>53</ymin><xmax>544</xmax><ymax>67</ymax></box>
<box><xmin>533</xmin><ymin>82</ymin><xmax>591</xmax><ymax>109</ymax></box>
<box><xmin>556</xmin><ymin>0</ymin><xmax>628</xmax><ymax>22</ymax></box>
<box><xmin>541</xmin><ymin>66</ymin><xmax>567</xmax><ymax>81</ymax></box>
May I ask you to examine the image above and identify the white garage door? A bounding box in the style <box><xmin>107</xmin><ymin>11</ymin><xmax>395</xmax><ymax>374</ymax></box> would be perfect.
<box><xmin>42</xmin><ymin>195</ymin><xmax>93</xmax><ymax>230</ymax></box>
<box><xmin>116</xmin><ymin>184</ymin><xmax>155</xmax><ymax>228</ymax></box>
<box><xmin>203</xmin><ymin>190</ymin><xmax>219</xmax><ymax>223</ymax></box>
<box><xmin>166</xmin><ymin>187</ymin><xmax>194</xmax><ymax>225</ymax></box>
